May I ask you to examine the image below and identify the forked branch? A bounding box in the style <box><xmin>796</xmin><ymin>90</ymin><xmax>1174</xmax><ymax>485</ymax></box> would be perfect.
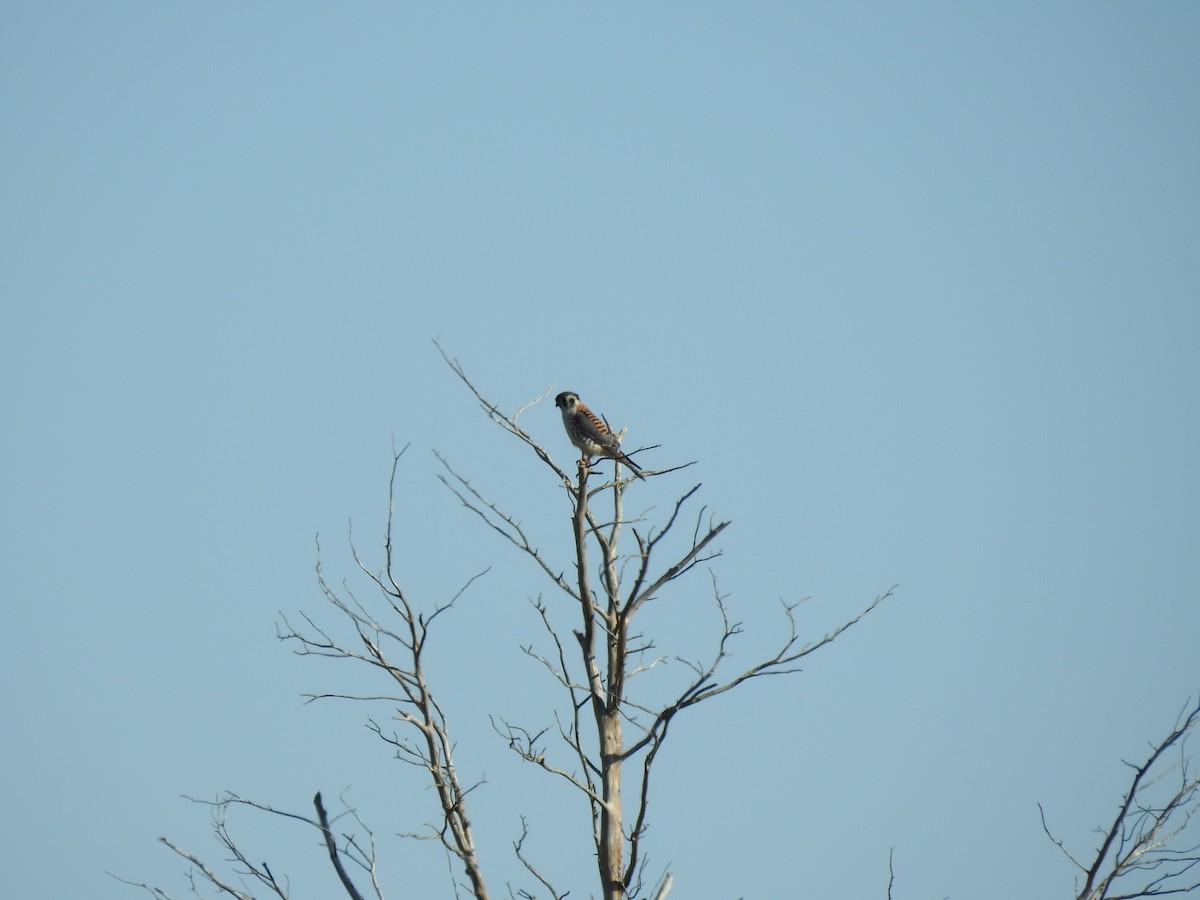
<box><xmin>1042</xmin><ymin>695</ymin><xmax>1200</xmax><ymax>900</ymax></box>
<box><xmin>115</xmin><ymin>791</ymin><xmax>383</xmax><ymax>900</ymax></box>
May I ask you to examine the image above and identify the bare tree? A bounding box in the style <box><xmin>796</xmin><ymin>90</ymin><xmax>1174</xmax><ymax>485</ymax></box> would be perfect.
<box><xmin>1041</xmin><ymin>696</ymin><xmax>1200</xmax><ymax>900</ymax></box>
<box><xmin>433</xmin><ymin>347</ymin><xmax>893</xmax><ymax>900</ymax></box>
<box><xmin>115</xmin><ymin>348</ymin><xmax>893</xmax><ymax>899</ymax></box>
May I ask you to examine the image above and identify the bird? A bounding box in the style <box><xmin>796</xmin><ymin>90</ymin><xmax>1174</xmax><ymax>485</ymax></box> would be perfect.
<box><xmin>555</xmin><ymin>391</ymin><xmax>645</xmax><ymax>480</ymax></box>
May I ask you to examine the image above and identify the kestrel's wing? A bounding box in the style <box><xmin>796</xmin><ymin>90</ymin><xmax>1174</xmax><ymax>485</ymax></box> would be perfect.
<box><xmin>575</xmin><ymin>408</ymin><xmax>621</xmax><ymax>453</ymax></box>
<box><xmin>580</xmin><ymin>408</ymin><xmax>645</xmax><ymax>478</ymax></box>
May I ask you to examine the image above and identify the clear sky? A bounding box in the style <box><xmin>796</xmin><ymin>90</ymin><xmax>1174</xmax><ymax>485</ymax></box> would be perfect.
<box><xmin>3</xmin><ymin>4</ymin><xmax>1198</xmax><ymax>898</ymax></box>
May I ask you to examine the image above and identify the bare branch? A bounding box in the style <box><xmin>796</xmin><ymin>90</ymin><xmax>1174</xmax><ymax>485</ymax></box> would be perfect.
<box><xmin>435</xmin><ymin>451</ymin><xmax>578</xmax><ymax>600</ymax></box>
<box><xmin>511</xmin><ymin>817</ymin><xmax>569</xmax><ymax>900</ymax></box>
<box><xmin>155</xmin><ymin>792</ymin><xmax>387</xmax><ymax>900</ymax></box>
<box><xmin>156</xmin><ymin>835</ymin><xmax>254</xmax><ymax>900</ymax></box>
<box><xmin>434</xmin><ymin>339</ymin><xmax>572</xmax><ymax>482</ymax></box>
<box><xmin>106</xmin><ymin>872</ymin><xmax>177</xmax><ymax>900</ymax></box>
<box><xmin>1043</xmin><ymin>695</ymin><xmax>1200</xmax><ymax>900</ymax></box>
<box><xmin>315</xmin><ymin>792</ymin><xmax>367</xmax><ymax>900</ymax></box>
<box><xmin>621</xmin><ymin>584</ymin><xmax>896</xmax><ymax>763</ymax></box>
<box><xmin>629</xmin><ymin>511</ymin><xmax>729</xmax><ymax>613</ymax></box>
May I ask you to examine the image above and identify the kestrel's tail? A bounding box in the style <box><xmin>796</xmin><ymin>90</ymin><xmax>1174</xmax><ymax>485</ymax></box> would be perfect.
<box><xmin>618</xmin><ymin>453</ymin><xmax>646</xmax><ymax>480</ymax></box>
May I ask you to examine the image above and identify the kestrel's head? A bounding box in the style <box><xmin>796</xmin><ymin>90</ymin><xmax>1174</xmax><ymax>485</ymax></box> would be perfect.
<box><xmin>555</xmin><ymin>391</ymin><xmax>580</xmax><ymax>413</ymax></box>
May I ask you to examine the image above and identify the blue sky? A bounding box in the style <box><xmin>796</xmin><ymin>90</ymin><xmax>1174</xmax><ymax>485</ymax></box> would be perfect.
<box><xmin>3</xmin><ymin>4</ymin><xmax>1198</xmax><ymax>898</ymax></box>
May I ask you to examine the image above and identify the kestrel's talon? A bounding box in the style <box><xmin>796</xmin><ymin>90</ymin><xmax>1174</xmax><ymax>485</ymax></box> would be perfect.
<box><xmin>555</xmin><ymin>391</ymin><xmax>646</xmax><ymax>481</ymax></box>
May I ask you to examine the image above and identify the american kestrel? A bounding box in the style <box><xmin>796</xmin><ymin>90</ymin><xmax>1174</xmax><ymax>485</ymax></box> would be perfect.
<box><xmin>555</xmin><ymin>391</ymin><xmax>645</xmax><ymax>480</ymax></box>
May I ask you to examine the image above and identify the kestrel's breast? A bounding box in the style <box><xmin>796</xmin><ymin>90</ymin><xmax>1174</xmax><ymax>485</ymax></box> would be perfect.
<box><xmin>578</xmin><ymin>434</ymin><xmax>609</xmax><ymax>456</ymax></box>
